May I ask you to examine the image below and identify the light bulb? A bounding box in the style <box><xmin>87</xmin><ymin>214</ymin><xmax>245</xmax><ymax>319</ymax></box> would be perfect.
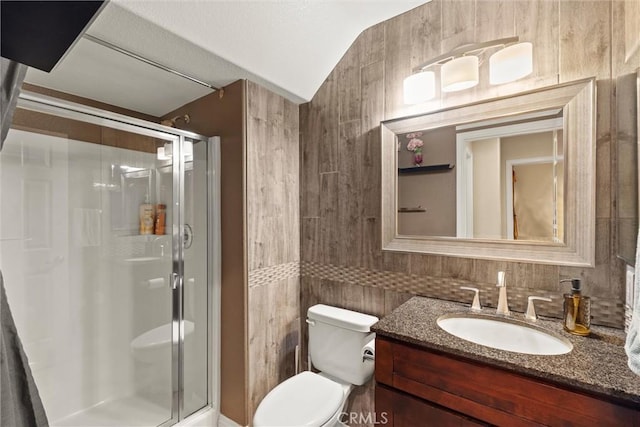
<box><xmin>490</xmin><ymin>42</ymin><xmax>533</xmax><ymax>85</ymax></box>
<box><xmin>403</xmin><ymin>71</ymin><xmax>436</xmax><ymax>104</ymax></box>
<box><xmin>441</xmin><ymin>56</ymin><xmax>479</xmax><ymax>92</ymax></box>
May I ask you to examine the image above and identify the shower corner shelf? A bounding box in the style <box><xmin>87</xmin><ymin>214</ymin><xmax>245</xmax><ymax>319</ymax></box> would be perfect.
<box><xmin>398</xmin><ymin>163</ymin><xmax>454</xmax><ymax>174</ymax></box>
<box><xmin>115</xmin><ymin>233</ymin><xmax>169</xmax><ymax>239</ymax></box>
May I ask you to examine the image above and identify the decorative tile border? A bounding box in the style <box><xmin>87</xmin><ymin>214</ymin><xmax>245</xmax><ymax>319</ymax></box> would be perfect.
<box><xmin>301</xmin><ymin>261</ymin><xmax>625</xmax><ymax>329</ymax></box>
<box><xmin>249</xmin><ymin>262</ymin><xmax>300</xmax><ymax>287</ymax></box>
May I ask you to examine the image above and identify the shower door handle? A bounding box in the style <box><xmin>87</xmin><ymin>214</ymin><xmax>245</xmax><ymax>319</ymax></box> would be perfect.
<box><xmin>171</xmin><ymin>272</ymin><xmax>179</xmax><ymax>290</ymax></box>
<box><xmin>183</xmin><ymin>224</ymin><xmax>193</xmax><ymax>249</ymax></box>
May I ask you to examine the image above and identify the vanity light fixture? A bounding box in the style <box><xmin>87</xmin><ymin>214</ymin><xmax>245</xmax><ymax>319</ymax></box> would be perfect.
<box><xmin>489</xmin><ymin>42</ymin><xmax>533</xmax><ymax>85</ymax></box>
<box><xmin>403</xmin><ymin>36</ymin><xmax>533</xmax><ymax>104</ymax></box>
<box><xmin>403</xmin><ymin>71</ymin><xmax>436</xmax><ymax>103</ymax></box>
<box><xmin>441</xmin><ymin>56</ymin><xmax>479</xmax><ymax>92</ymax></box>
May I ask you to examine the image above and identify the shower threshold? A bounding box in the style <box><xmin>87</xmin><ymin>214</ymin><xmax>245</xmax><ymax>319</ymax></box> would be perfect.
<box><xmin>52</xmin><ymin>394</ymin><xmax>170</xmax><ymax>427</ymax></box>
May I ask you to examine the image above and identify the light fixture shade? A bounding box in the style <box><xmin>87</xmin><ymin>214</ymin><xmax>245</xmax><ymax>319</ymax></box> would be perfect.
<box><xmin>441</xmin><ymin>56</ymin><xmax>479</xmax><ymax>92</ymax></box>
<box><xmin>403</xmin><ymin>71</ymin><xmax>436</xmax><ymax>104</ymax></box>
<box><xmin>489</xmin><ymin>42</ymin><xmax>533</xmax><ymax>85</ymax></box>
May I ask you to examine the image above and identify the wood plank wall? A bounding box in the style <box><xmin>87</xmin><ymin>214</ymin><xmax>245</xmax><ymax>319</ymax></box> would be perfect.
<box><xmin>300</xmin><ymin>1</ymin><xmax>639</xmax><ymax>425</ymax></box>
<box><xmin>245</xmin><ymin>81</ymin><xmax>301</xmax><ymax>420</ymax></box>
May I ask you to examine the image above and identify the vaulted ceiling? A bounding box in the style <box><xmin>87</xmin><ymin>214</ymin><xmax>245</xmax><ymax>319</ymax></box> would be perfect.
<box><xmin>25</xmin><ymin>0</ymin><xmax>429</xmax><ymax>116</ymax></box>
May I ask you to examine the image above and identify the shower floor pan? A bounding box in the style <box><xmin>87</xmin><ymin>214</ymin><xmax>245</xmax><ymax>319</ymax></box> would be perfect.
<box><xmin>52</xmin><ymin>394</ymin><xmax>169</xmax><ymax>427</ymax></box>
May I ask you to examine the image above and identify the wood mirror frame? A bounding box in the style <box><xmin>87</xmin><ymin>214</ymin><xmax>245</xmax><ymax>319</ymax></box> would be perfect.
<box><xmin>381</xmin><ymin>79</ymin><xmax>596</xmax><ymax>266</ymax></box>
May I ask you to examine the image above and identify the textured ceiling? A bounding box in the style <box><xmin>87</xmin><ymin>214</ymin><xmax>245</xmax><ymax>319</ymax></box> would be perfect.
<box><xmin>25</xmin><ymin>0</ymin><xmax>429</xmax><ymax>117</ymax></box>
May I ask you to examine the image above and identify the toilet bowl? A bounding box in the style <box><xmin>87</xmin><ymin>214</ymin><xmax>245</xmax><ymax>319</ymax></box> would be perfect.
<box><xmin>130</xmin><ymin>320</ymin><xmax>195</xmax><ymax>363</ymax></box>
<box><xmin>253</xmin><ymin>371</ymin><xmax>351</xmax><ymax>427</ymax></box>
<box><xmin>253</xmin><ymin>305</ymin><xmax>378</xmax><ymax>427</ymax></box>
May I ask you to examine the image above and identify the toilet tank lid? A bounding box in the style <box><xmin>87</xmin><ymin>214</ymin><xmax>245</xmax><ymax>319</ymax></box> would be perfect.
<box><xmin>307</xmin><ymin>304</ymin><xmax>379</xmax><ymax>332</ymax></box>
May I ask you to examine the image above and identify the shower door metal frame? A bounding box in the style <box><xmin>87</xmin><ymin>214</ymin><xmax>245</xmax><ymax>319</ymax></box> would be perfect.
<box><xmin>206</xmin><ymin>136</ymin><xmax>221</xmax><ymax>421</ymax></box>
<box><xmin>15</xmin><ymin>91</ymin><xmax>219</xmax><ymax>426</ymax></box>
<box><xmin>171</xmin><ymin>134</ymin><xmax>185</xmax><ymax>422</ymax></box>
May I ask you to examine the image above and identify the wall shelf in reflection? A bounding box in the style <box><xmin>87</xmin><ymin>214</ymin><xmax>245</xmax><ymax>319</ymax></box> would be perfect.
<box><xmin>398</xmin><ymin>163</ymin><xmax>454</xmax><ymax>174</ymax></box>
<box><xmin>398</xmin><ymin>207</ymin><xmax>427</xmax><ymax>213</ymax></box>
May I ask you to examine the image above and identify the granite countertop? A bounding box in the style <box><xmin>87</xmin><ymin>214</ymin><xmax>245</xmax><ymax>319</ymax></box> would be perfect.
<box><xmin>371</xmin><ymin>296</ymin><xmax>640</xmax><ymax>405</ymax></box>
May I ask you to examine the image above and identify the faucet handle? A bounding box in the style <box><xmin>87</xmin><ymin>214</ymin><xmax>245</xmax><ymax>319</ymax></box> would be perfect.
<box><xmin>525</xmin><ymin>296</ymin><xmax>552</xmax><ymax>321</ymax></box>
<box><xmin>496</xmin><ymin>271</ymin><xmax>506</xmax><ymax>287</ymax></box>
<box><xmin>460</xmin><ymin>287</ymin><xmax>482</xmax><ymax>311</ymax></box>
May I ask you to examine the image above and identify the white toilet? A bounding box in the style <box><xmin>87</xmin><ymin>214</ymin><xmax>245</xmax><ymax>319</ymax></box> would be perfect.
<box><xmin>253</xmin><ymin>304</ymin><xmax>378</xmax><ymax>427</ymax></box>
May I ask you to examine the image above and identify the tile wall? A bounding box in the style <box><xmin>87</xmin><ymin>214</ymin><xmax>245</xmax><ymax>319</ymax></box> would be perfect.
<box><xmin>299</xmin><ymin>1</ymin><xmax>640</xmax><ymax>424</ymax></box>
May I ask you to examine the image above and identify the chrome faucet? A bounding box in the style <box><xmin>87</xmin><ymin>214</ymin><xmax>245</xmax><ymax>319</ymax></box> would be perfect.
<box><xmin>460</xmin><ymin>286</ymin><xmax>482</xmax><ymax>311</ymax></box>
<box><xmin>495</xmin><ymin>271</ymin><xmax>510</xmax><ymax>316</ymax></box>
<box><xmin>525</xmin><ymin>296</ymin><xmax>552</xmax><ymax>321</ymax></box>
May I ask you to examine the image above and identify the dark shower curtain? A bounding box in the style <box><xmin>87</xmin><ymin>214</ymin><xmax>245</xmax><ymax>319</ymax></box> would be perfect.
<box><xmin>1</xmin><ymin>271</ymin><xmax>49</xmax><ymax>427</ymax></box>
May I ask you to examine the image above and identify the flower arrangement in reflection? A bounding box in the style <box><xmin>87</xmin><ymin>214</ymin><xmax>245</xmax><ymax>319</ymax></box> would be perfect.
<box><xmin>406</xmin><ymin>132</ymin><xmax>424</xmax><ymax>165</ymax></box>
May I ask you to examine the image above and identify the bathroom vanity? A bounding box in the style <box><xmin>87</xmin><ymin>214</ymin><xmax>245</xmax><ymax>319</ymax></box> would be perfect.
<box><xmin>373</xmin><ymin>297</ymin><xmax>640</xmax><ymax>426</ymax></box>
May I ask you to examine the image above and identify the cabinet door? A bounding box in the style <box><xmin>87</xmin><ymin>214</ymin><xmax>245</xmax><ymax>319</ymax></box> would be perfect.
<box><xmin>376</xmin><ymin>337</ymin><xmax>640</xmax><ymax>427</ymax></box>
<box><xmin>376</xmin><ymin>385</ymin><xmax>488</xmax><ymax>427</ymax></box>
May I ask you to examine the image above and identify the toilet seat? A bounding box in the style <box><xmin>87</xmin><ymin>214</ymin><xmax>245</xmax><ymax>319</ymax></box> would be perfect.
<box><xmin>253</xmin><ymin>371</ymin><xmax>344</xmax><ymax>427</ymax></box>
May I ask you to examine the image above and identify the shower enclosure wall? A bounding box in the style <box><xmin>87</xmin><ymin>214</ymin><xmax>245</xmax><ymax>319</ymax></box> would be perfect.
<box><xmin>0</xmin><ymin>92</ymin><xmax>220</xmax><ymax>427</ymax></box>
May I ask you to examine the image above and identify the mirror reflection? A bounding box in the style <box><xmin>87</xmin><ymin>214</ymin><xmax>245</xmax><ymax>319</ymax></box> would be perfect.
<box><xmin>397</xmin><ymin>110</ymin><xmax>564</xmax><ymax>243</ymax></box>
<box><xmin>382</xmin><ymin>79</ymin><xmax>595</xmax><ymax>266</ymax></box>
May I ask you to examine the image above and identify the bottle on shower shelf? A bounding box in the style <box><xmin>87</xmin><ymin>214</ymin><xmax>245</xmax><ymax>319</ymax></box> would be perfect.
<box><xmin>155</xmin><ymin>204</ymin><xmax>166</xmax><ymax>235</ymax></box>
<box><xmin>139</xmin><ymin>196</ymin><xmax>155</xmax><ymax>235</ymax></box>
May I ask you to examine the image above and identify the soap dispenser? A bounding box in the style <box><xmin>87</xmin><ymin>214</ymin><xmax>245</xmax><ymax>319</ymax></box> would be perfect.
<box><xmin>561</xmin><ymin>278</ymin><xmax>591</xmax><ymax>336</ymax></box>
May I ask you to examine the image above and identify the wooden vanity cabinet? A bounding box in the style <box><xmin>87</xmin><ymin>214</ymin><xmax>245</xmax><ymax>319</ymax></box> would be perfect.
<box><xmin>375</xmin><ymin>337</ymin><xmax>640</xmax><ymax>427</ymax></box>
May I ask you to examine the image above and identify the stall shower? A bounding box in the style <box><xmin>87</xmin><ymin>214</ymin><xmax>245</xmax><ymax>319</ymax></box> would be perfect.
<box><xmin>0</xmin><ymin>92</ymin><xmax>220</xmax><ymax>427</ymax></box>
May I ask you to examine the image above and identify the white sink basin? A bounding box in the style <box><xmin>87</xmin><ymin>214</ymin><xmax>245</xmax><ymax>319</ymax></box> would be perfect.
<box><xmin>437</xmin><ymin>313</ymin><xmax>573</xmax><ymax>356</ymax></box>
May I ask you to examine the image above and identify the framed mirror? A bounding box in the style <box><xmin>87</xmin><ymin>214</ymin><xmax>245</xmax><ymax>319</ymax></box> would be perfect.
<box><xmin>381</xmin><ymin>79</ymin><xmax>595</xmax><ymax>266</ymax></box>
<box><xmin>616</xmin><ymin>68</ymin><xmax>640</xmax><ymax>266</ymax></box>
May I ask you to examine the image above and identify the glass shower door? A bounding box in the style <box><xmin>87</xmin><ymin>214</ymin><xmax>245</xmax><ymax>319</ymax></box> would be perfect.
<box><xmin>116</xmin><ymin>131</ymin><xmax>178</xmax><ymax>427</ymax></box>
<box><xmin>160</xmin><ymin>135</ymin><xmax>210</xmax><ymax>421</ymax></box>
<box><xmin>0</xmin><ymin>112</ymin><xmax>181</xmax><ymax>426</ymax></box>
<box><xmin>181</xmin><ymin>137</ymin><xmax>209</xmax><ymax>417</ymax></box>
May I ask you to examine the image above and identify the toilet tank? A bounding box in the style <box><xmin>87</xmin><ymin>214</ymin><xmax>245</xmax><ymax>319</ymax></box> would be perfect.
<box><xmin>307</xmin><ymin>304</ymin><xmax>379</xmax><ymax>386</ymax></box>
